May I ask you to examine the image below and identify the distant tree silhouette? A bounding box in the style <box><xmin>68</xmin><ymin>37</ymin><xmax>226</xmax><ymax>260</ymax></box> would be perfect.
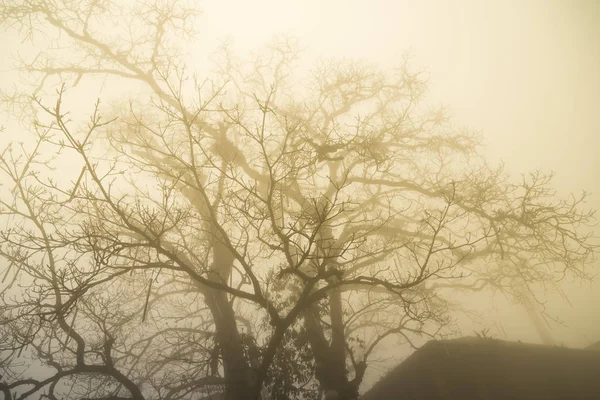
<box><xmin>0</xmin><ymin>1</ymin><xmax>597</xmax><ymax>400</ymax></box>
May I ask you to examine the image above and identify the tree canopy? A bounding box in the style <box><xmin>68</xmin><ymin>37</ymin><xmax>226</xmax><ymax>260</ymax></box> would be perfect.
<box><xmin>0</xmin><ymin>2</ymin><xmax>597</xmax><ymax>400</ymax></box>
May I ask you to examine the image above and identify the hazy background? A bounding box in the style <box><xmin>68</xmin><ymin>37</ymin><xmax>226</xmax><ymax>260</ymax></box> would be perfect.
<box><xmin>1</xmin><ymin>0</ymin><xmax>599</xmax><ymax>386</ymax></box>
<box><xmin>193</xmin><ymin>0</ymin><xmax>600</xmax><ymax>349</ymax></box>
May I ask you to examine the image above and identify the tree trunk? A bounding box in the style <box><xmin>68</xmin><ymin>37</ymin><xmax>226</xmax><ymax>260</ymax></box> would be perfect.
<box><xmin>203</xmin><ymin>288</ymin><xmax>253</xmax><ymax>400</ymax></box>
<box><xmin>203</xmin><ymin>240</ymin><xmax>254</xmax><ymax>400</ymax></box>
<box><xmin>303</xmin><ymin>290</ymin><xmax>362</xmax><ymax>400</ymax></box>
<box><xmin>303</xmin><ymin>221</ymin><xmax>364</xmax><ymax>400</ymax></box>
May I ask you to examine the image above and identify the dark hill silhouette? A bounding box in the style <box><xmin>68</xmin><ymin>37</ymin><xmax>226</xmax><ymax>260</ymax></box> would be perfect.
<box><xmin>361</xmin><ymin>337</ymin><xmax>600</xmax><ymax>400</ymax></box>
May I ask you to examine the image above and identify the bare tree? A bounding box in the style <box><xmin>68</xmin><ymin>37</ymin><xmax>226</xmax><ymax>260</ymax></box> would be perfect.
<box><xmin>0</xmin><ymin>2</ymin><xmax>597</xmax><ymax>400</ymax></box>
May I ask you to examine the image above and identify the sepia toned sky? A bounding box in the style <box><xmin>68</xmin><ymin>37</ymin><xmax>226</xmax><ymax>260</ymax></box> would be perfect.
<box><xmin>0</xmin><ymin>0</ymin><xmax>598</xmax><ymax>378</ymax></box>
<box><xmin>197</xmin><ymin>0</ymin><xmax>600</xmax><ymax>195</ymax></box>
<box><xmin>191</xmin><ymin>0</ymin><xmax>600</xmax><ymax>350</ymax></box>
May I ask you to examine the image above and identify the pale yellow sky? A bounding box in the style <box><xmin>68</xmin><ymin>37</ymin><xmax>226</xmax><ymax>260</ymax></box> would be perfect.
<box><xmin>194</xmin><ymin>0</ymin><xmax>600</xmax><ymax>350</ymax></box>
<box><xmin>0</xmin><ymin>0</ymin><xmax>598</xmax><ymax>375</ymax></box>
<box><xmin>196</xmin><ymin>0</ymin><xmax>600</xmax><ymax>196</ymax></box>
<box><xmin>193</xmin><ymin>2</ymin><xmax>600</xmax><ymax>351</ymax></box>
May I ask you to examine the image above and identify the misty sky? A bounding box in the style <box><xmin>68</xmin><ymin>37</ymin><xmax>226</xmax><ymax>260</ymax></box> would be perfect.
<box><xmin>197</xmin><ymin>0</ymin><xmax>600</xmax><ymax>194</ymax></box>
<box><xmin>0</xmin><ymin>0</ymin><xmax>598</xmax><ymax>364</ymax></box>
<box><xmin>192</xmin><ymin>0</ymin><xmax>600</xmax><ymax>347</ymax></box>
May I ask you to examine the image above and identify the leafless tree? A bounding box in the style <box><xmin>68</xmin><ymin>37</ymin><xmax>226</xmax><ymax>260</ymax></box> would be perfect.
<box><xmin>0</xmin><ymin>2</ymin><xmax>597</xmax><ymax>400</ymax></box>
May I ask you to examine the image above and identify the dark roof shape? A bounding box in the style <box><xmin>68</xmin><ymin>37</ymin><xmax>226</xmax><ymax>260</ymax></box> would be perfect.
<box><xmin>360</xmin><ymin>337</ymin><xmax>600</xmax><ymax>400</ymax></box>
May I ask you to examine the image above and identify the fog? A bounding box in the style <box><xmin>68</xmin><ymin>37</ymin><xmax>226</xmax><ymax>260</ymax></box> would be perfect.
<box><xmin>0</xmin><ymin>0</ymin><xmax>599</xmax><ymax>398</ymax></box>
<box><xmin>197</xmin><ymin>0</ymin><xmax>600</xmax><ymax>352</ymax></box>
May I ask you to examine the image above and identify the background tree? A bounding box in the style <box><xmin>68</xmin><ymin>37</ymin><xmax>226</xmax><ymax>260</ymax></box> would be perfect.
<box><xmin>0</xmin><ymin>1</ymin><xmax>597</xmax><ymax>400</ymax></box>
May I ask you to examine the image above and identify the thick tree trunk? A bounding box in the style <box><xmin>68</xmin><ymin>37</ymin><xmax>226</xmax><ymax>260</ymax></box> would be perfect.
<box><xmin>303</xmin><ymin>290</ymin><xmax>362</xmax><ymax>400</ymax></box>
<box><xmin>303</xmin><ymin>221</ymin><xmax>364</xmax><ymax>400</ymax></box>
<box><xmin>204</xmin><ymin>289</ymin><xmax>253</xmax><ymax>400</ymax></box>
<box><xmin>203</xmin><ymin>240</ymin><xmax>254</xmax><ymax>400</ymax></box>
